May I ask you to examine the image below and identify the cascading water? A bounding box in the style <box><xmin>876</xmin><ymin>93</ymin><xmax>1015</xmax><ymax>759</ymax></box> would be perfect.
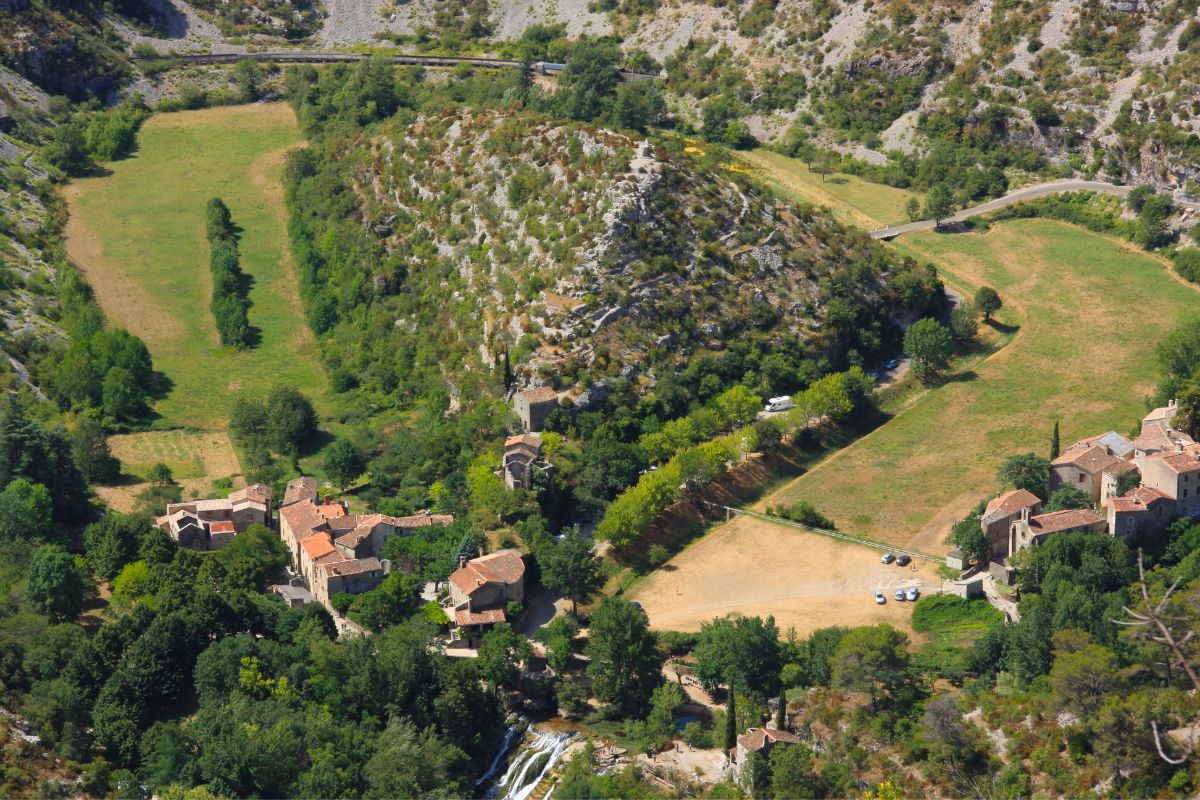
<box><xmin>486</xmin><ymin>728</ymin><xmax>575</xmax><ymax>800</ymax></box>
<box><xmin>477</xmin><ymin>724</ymin><xmax>526</xmax><ymax>787</ymax></box>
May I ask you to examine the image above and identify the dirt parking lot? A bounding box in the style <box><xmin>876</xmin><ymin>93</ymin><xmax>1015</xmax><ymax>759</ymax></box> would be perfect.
<box><xmin>629</xmin><ymin>515</ymin><xmax>941</xmax><ymax>637</ymax></box>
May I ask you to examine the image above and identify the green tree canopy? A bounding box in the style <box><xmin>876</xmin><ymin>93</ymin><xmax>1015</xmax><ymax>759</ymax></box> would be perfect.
<box><xmin>27</xmin><ymin>545</ymin><xmax>87</xmax><ymax>622</ymax></box>
<box><xmin>585</xmin><ymin>597</ymin><xmax>661</xmax><ymax>716</ymax></box>
<box><xmin>903</xmin><ymin>318</ymin><xmax>954</xmax><ymax>382</ymax></box>
<box><xmin>831</xmin><ymin>624</ymin><xmax>910</xmax><ymax>709</ymax></box>
<box><xmin>997</xmin><ymin>452</ymin><xmax>1051</xmax><ymax>500</ymax></box>
<box><xmin>536</xmin><ymin>526</ymin><xmax>602</xmax><ymax>614</ymax></box>
<box><xmin>324</xmin><ymin>438</ymin><xmax>365</xmax><ymax>492</ymax></box>
<box><xmin>974</xmin><ymin>286</ymin><xmax>1002</xmax><ymax>321</ymax></box>
<box><xmin>694</xmin><ymin>614</ymin><xmax>783</xmax><ymax>699</ymax></box>
<box><xmin>476</xmin><ymin>623</ymin><xmax>533</xmax><ymax>689</ymax></box>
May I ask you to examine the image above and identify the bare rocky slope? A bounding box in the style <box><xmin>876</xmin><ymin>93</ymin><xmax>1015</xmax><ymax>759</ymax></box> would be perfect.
<box><xmin>293</xmin><ymin>108</ymin><xmax>941</xmax><ymax>399</ymax></box>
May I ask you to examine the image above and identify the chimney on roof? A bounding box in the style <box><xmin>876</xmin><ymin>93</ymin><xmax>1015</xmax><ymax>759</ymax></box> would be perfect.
<box><xmin>1176</xmin><ymin>440</ymin><xmax>1185</xmax><ymax>452</ymax></box>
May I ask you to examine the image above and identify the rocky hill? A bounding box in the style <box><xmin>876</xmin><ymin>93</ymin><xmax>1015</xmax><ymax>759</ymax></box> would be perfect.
<box><xmin>75</xmin><ymin>0</ymin><xmax>1198</xmax><ymax>195</ymax></box>
<box><xmin>290</xmin><ymin>107</ymin><xmax>941</xmax><ymax>401</ymax></box>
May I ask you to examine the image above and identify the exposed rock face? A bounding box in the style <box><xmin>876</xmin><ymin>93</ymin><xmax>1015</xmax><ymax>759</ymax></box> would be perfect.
<box><xmin>351</xmin><ymin>109</ymin><xmax>940</xmax><ymax>395</ymax></box>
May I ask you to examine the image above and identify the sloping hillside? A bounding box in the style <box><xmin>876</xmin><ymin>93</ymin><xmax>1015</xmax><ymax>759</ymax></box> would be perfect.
<box><xmin>288</xmin><ymin>106</ymin><xmax>942</xmax><ymax>402</ymax></box>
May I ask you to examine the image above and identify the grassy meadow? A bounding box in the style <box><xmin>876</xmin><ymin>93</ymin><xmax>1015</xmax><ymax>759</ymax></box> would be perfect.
<box><xmin>740</xmin><ymin>149</ymin><xmax>920</xmax><ymax>229</ymax></box>
<box><xmin>63</xmin><ymin>103</ymin><xmax>327</xmax><ymax>430</ymax></box>
<box><xmin>758</xmin><ymin>218</ymin><xmax>1200</xmax><ymax>552</ymax></box>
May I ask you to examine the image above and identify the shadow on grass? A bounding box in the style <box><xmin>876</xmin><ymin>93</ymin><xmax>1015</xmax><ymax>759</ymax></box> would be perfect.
<box><xmin>984</xmin><ymin>318</ymin><xmax>1019</xmax><ymax>335</ymax></box>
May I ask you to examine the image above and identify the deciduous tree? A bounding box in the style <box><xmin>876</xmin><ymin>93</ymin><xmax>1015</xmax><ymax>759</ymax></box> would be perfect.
<box><xmin>904</xmin><ymin>318</ymin><xmax>954</xmax><ymax>382</ymax></box>
<box><xmin>586</xmin><ymin>597</ymin><xmax>661</xmax><ymax>716</ymax></box>
<box><xmin>27</xmin><ymin>545</ymin><xmax>86</xmax><ymax>622</ymax></box>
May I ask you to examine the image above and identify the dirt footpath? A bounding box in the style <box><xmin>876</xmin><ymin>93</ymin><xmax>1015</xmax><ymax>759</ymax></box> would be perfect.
<box><xmin>629</xmin><ymin>515</ymin><xmax>940</xmax><ymax>637</ymax></box>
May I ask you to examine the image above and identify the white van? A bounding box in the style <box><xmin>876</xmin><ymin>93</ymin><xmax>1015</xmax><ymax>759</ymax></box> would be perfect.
<box><xmin>765</xmin><ymin>396</ymin><xmax>795</xmax><ymax>413</ymax></box>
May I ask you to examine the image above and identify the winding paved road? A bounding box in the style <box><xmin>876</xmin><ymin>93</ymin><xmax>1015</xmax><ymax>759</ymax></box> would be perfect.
<box><xmin>871</xmin><ymin>179</ymin><xmax>1200</xmax><ymax>239</ymax></box>
<box><xmin>135</xmin><ymin>51</ymin><xmax>658</xmax><ymax>80</ymax></box>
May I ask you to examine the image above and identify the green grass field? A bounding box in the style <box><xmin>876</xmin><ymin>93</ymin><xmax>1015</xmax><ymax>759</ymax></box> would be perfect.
<box><xmin>64</xmin><ymin>103</ymin><xmax>327</xmax><ymax>430</ymax></box>
<box><xmin>758</xmin><ymin>218</ymin><xmax>1200</xmax><ymax>552</ymax></box>
<box><xmin>740</xmin><ymin>149</ymin><xmax>920</xmax><ymax>230</ymax></box>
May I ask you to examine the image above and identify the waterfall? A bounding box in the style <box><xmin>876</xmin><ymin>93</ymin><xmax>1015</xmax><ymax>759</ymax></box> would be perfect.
<box><xmin>487</xmin><ymin>728</ymin><xmax>575</xmax><ymax>800</ymax></box>
<box><xmin>477</xmin><ymin>724</ymin><xmax>525</xmax><ymax>787</ymax></box>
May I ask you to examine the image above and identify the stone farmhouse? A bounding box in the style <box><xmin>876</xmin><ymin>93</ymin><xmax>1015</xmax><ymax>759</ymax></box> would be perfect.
<box><xmin>980</xmin><ymin>489</ymin><xmax>1041</xmax><ymax>560</ymax></box>
<box><xmin>277</xmin><ymin>477</ymin><xmax>454</xmax><ymax>611</ymax></box>
<box><xmin>500</xmin><ymin>433</ymin><xmax>549</xmax><ymax>490</ymax></box>
<box><xmin>512</xmin><ymin>386</ymin><xmax>559</xmax><ymax>432</ymax></box>
<box><xmin>448</xmin><ymin>550</ymin><xmax>526</xmax><ymax>641</ymax></box>
<box><xmin>156</xmin><ymin>484</ymin><xmax>272</xmax><ymax>551</ymax></box>
<box><xmin>734</xmin><ymin>728</ymin><xmax>801</xmax><ymax>780</ymax></box>
<box><xmin>987</xmin><ymin>401</ymin><xmax>1200</xmax><ymax>563</ymax></box>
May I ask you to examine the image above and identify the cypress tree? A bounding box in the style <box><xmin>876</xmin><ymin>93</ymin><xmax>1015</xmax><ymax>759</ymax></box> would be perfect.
<box><xmin>1050</xmin><ymin>420</ymin><xmax>1060</xmax><ymax>460</ymax></box>
<box><xmin>724</xmin><ymin>688</ymin><xmax>737</xmax><ymax>752</ymax></box>
<box><xmin>775</xmin><ymin>687</ymin><xmax>787</xmax><ymax>730</ymax></box>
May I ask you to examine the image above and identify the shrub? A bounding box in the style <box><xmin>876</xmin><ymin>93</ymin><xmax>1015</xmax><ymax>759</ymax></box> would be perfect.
<box><xmin>1174</xmin><ymin>249</ymin><xmax>1200</xmax><ymax>283</ymax></box>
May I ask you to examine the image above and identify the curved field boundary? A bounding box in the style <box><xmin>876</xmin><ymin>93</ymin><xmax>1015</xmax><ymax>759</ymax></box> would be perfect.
<box><xmin>871</xmin><ymin>179</ymin><xmax>1200</xmax><ymax>239</ymax></box>
<box><xmin>706</xmin><ymin>503</ymin><xmax>941</xmax><ymax>562</ymax></box>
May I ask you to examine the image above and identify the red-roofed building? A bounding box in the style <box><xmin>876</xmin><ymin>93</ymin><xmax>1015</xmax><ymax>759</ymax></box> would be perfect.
<box><xmin>448</xmin><ymin>550</ymin><xmax>526</xmax><ymax>639</ymax></box>
<box><xmin>1009</xmin><ymin>507</ymin><xmax>1107</xmax><ymax>553</ymax></box>
<box><xmin>1141</xmin><ymin>445</ymin><xmax>1200</xmax><ymax>518</ymax></box>
<box><xmin>735</xmin><ymin>728</ymin><xmax>801</xmax><ymax>780</ymax></box>
<box><xmin>980</xmin><ymin>489</ymin><xmax>1041</xmax><ymax>560</ymax></box>
<box><xmin>1105</xmin><ymin>486</ymin><xmax>1174</xmax><ymax>538</ymax></box>
<box><xmin>1051</xmin><ymin>445</ymin><xmax>1123</xmax><ymax>502</ymax></box>
<box><xmin>279</xmin><ymin>495</ymin><xmax>454</xmax><ymax>616</ymax></box>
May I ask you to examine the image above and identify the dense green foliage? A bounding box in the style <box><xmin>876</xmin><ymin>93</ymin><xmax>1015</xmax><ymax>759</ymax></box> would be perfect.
<box><xmin>204</xmin><ymin>198</ymin><xmax>252</xmax><ymax>349</ymax></box>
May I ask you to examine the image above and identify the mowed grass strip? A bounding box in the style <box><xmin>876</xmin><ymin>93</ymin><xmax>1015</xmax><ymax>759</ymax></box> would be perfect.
<box><xmin>64</xmin><ymin>103</ymin><xmax>326</xmax><ymax>429</ymax></box>
<box><xmin>739</xmin><ymin>149</ymin><xmax>921</xmax><ymax>229</ymax></box>
<box><xmin>758</xmin><ymin>219</ymin><xmax>1200</xmax><ymax>552</ymax></box>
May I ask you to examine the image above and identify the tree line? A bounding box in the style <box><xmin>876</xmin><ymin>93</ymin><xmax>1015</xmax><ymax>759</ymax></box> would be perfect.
<box><xmin>205</xmin><ymin>198</ymin><xmax>252</xmax><ymax>349</ymax></box>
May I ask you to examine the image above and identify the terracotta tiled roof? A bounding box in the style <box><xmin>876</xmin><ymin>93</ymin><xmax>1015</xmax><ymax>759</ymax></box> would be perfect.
<box><xmin>1147</xmin><ymin>449</ymin><xmax>1200</xmax><ymax>474</ymax></box>
<box><xmin>301</xmin><ymin>534</ymin><xmax>337</xmax><ymax>561</ymax></box>
<box><xmin>1052</xmin><ymin>445</ymin><xmax>1120</xmax><ymax>474</ymax></box>
<box><xmin>1027</xmin><ymin>508</ymin><xmax>1106</xmax><ymax>534</ymax></box>
<box><xmin>455</xmin><ymin>606</ymin><xmax>506</xmax><ymax>626</ymax></box>
<box><xmin>282</xmin><ymin>476</ymin><xmax>319</xmax><ymax>507</ymax></box>
<box><xmin>1107</xmin><ymin>486</ymin><xmax>1173</xmax><ymax>513</ymax></box>
<box><xmin>230</xmin><ymin>483</ymin><xmax>272</xmax><ymax>505</ymax></box>
<box><xmin>505</xmin><ymin>433</ymin><xmax>544</xmax><ymax>451</ymax></box>
<box><xmin>1133</xmin><ymin>422</ymin><xmax>1195</xmax><ymax>455</ymax></box>
<box><xmin>1066</xmin><ymin>431</ymin><xmax>1135</xmax><ymax>460</ymax></box>
<box><xmin>316</xmin><ymin>502</ymin><xmax>348</xmax><ymax>518</ymax></box>
<box><xmin>449</xmin><ymin>550</ymin><xmax>525</xmax><ymax>595</ymax></box>
<box><xmin>280</xmin><ymin>501</ymin><xmax>328</xmax><ymax>540</ymax></box>
<box><xmin>983</xmin><ymin>489</ymin><xmax>1041</xmax><ymax>522</ymax></box>
<box><xmin>737</xmin><ymin>728</ymin><xmax>801</xmax><ymax>752</ymax></box>
<box><xmin>209</xmin><ymin>520</ymin><xmax>235</xmax><ymax>534</ymax></box>
<box><xmin>518</xmin><ymin>386</ymin><xmax>558</xmax><ymax>403</ymax></box>
<box><xmin>323</xmin><ymin>557</ymin><xmax>382</xmax><ymax>577</ymax></box>
<box><xmin>1103</xmin><ymin>460</ymin><xmax>1138</xmax><ymax>477</ymax></box>
<box><xmin>1143</xmin><ymin>404</ymin><xmax>1178</xmax><ymax>429</ymax></box>
<box><xmin>393</xmin><ymin>512</ymin><xmax>455</xmax><ymax>529</ymax></box>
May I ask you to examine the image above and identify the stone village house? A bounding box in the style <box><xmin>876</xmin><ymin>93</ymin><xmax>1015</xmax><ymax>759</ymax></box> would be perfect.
<box><xmin>512</xmin><ymin>386</ymin><xmax>559</xmax><ymax>432</ymax></box>
<box><xmin>157</xmin><ymin>484</ymin><xmax>272</xmax><ymax>551</ymax></box>
<box><xmin>986</xmin><ymin>402</ymin><xmax>1200</xmax><ymax>565</ymax></box>
<box><xmin>448</xmin><ymin>550</ymin><xmax>526</xmax><ymax>642</ymax></box>
<box><xmin>276</xmin><ymin>477</ymin><xmax>454</xmax><ymax>612</ymax></box>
